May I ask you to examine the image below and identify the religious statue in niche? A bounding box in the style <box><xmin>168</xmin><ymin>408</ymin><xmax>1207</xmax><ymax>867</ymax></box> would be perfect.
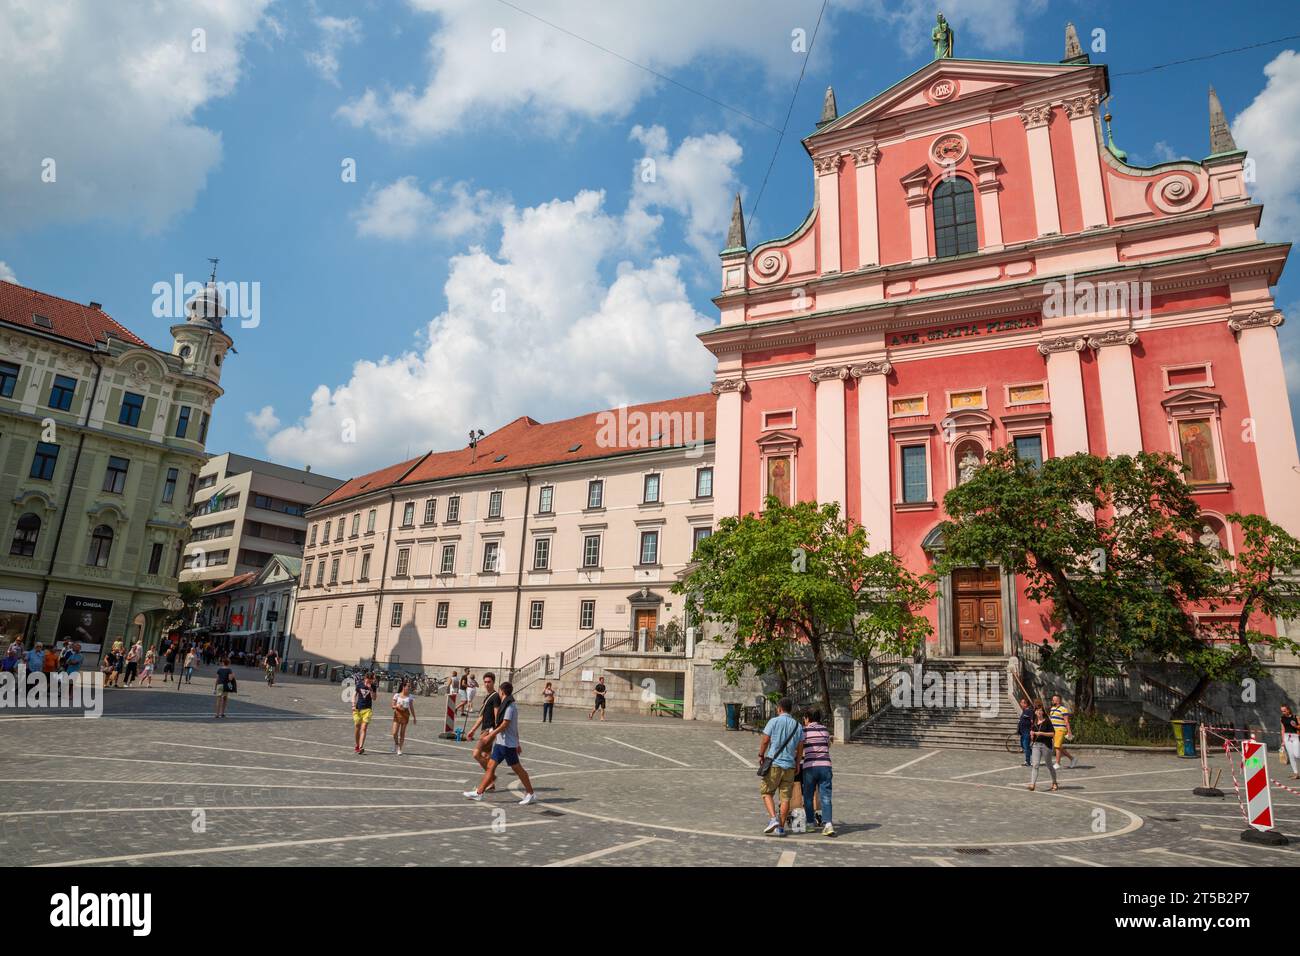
<box><xmin>1199</xmin><ymin>524</ymin><xmax>1227</xmax><ymax>570</ymax></box>
<box><xmin>958</xmin><ymin>448</ymin><xmax>981</xmax><ymax>484</ymax></box>
<box><xmin>932</xmin><ymin>13</ymin><xmax>955</xmax><ymax>59</ymax></box>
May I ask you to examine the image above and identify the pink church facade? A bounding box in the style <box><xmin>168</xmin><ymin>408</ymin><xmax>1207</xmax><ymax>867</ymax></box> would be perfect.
<box><xmin>704</xmin><ymin>51</ymin><xmax>1297</xmax><ymax>657</ymax></box>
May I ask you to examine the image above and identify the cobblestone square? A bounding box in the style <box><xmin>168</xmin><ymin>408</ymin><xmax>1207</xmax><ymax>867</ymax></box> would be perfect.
<box><xmin>3</xmin><ymin>665</ymin><xmax>1298</xmax><ymax>868</ymax></box>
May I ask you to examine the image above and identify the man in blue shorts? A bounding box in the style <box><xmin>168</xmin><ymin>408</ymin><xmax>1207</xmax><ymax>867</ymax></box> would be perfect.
<box><xmin>464</xmin><ymin>681</ymin><xmax>536</xmax><ymax>805</ymax></box>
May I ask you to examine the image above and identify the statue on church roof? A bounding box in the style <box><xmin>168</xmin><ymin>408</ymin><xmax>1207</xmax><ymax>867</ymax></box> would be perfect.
<box><xmin>932</xmin><ymin>13</ymin><xmax>954</xmax><ymax>59</ymax></box>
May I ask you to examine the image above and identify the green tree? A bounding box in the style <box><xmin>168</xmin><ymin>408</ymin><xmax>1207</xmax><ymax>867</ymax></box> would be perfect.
<box><xmin>1169</xmin><ymin>513</ymin><xmax>1300</xmax><ymax>718</ymax></box>
<box><xmin>938</xmin><ymin>448</ymin><xmax>1218</xmax><ymax>714</ymax></box>
<box><xmin>675</xmin><ymin>498</ymin><xmax>932</xmax><ymax>716</ymax></box>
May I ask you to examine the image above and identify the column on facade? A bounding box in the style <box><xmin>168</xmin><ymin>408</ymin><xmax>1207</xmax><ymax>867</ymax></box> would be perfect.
<box><xmin>710</xmin><ymin>376</ymin><xmax>746</xmax><ymax>519</ymax></box>
<box><xmin>1088</xmin><ymin>330</ymin><xmax>1142</xmax><ymax>455</ymax></box>
<box><xmin>901</xmin><ymin>166</ymin><xmax>931</xmax><ymax>263</ymax></box>
<box><xmin>810</xmin><ymin>365</ymin><xmax>848</xmax><ymax>513</ymax></box>
<box><xmin>814</xmin><ymin>153</ymin><xmax>843</xmax><ymax>274</ymax></box>
<box><xmin>1020</xmin><ymin>103</ymin><xmax>1061</xmax><ymax>237</ymax></box>
<box><xmin>851</xmin><ymin>359</ymin><xmax>892</xmax><ymax>553</ymax></box>
<box><xmin>850</xmin><ymin>144</ymin><xmax>881</xmax><ymax>268</ymax></box>
<box><xmin>1231</xmin><ymin>311</ymin><xmax>1300</xmax><ymax>535</ymax></box>
<box><xmin>1063</xmin><ymin>93</ymin><xmax>1108</xmax><ymax>229</ymax></box>
<box><xmin>970</xmin><ymin>156</ymin><xmax>1005</xmax><ymax>251</ymax></box>
<box><xmin>1037</xmin><ymin>336</ymin><xmax>1090</xmax><ymax>455</ymax></box>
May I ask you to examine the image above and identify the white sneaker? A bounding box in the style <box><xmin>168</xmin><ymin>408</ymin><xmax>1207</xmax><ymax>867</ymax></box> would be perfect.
<box><xmin>1069</xmin><ymin>756</ymin><xmax>1078</xmax><ymax>769</ymax></box>
<box><xmin>462</xmin><ymin>790</ymin><xmax>483</xmax><ymax>801</ymax></box>
<box><xmin>396</xmin><ymin>748</ymin><xmax>403</xmax><ymax>756</ymax></box>
<box><xmin>519</xmin><ymin>792</ymin><xmax>537</xmax><ymax>806</ymax></box>
<box><xmin>1052</xmin><ymin>762</ymin><xmax>1061</xmax><ymax>770</ymax></box>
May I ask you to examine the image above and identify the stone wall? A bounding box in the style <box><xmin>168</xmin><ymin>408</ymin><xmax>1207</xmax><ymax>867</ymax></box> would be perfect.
<box><xmin>514</xmin><ymin>654</ymin><xmax>686</xmax><ymax>715</ymax></box>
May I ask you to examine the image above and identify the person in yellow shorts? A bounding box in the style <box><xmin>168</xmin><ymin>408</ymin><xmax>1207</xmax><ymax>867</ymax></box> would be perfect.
<box><xmin>1050</xmin><ymin>694</ymin><xmax>1077</xmax><ymax>769</ymax></box>
<box><xmin>757</xmin><ymin>698</ymin><xmax>804</xmax><ymax>837</ymax></box>
<box><xmin>352</xmin><ymin>672</ymin><xmax>376</xmax><ymax>754</ymax></box>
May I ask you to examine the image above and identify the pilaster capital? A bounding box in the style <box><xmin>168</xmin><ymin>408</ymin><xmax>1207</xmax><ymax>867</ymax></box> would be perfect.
<box><xmin>1018</xmin><ymin>103</ymin><xmax>1054</xmax><ymax>130</ymax></box>
<box><xmin>1037</xmin><ymin>335</ymin><xmax>1086</xmax><ymax>355</ymax></box>
<box><xmin>1062</xmin><ymin>93</ymin><xmax>1099</xmax><ymax>120</ymax></box>
<box><xmin>848</xmin><ymin>144</ymin><xmax>881</xmax><ymax>167</ymax></box>
<box><xmin>813</xmin><ymin>154</ymin><xmax>844</xmax><ymax>176</ymax></box>
<box><xmin>710</xmin><ymin>377</ymin><xmax>748</xmax><ymax>395</ymax></box>
<box><xmin>809</xmin><ymin>365</ymin><xmax>851</xmax><ymax>383</ymax></box>
<box><xmin>848</xmin><ymin>359</ymin><xmax>893</xmax><ymax>378</ymax></box>
<box><xmin>1087</xmin><ymin>329</ymin><xmax>1139</xmax><ymax>350</ymax></box>
<box><xmin>1228</xmin><ymin>309</ymin><xmax>1284</xmax><ymax>333</ymax></box>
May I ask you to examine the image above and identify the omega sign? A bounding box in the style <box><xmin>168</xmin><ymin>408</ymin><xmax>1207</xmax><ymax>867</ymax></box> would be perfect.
<box><xmin>889</xmin><ymin>314</ymin><xmax>1040</xmax><ymax>347</ymax></box>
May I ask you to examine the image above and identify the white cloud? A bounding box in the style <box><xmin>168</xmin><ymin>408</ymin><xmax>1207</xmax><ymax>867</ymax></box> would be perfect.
<box><xmin>246</xmin><ymin>405</ymin><xmax>281</xmax><ymax>438</ymax></box>
<box><xmin>0</xmin><ymin>0</ymin><xmax>273</xmax><ymax>234</ymax></box>
<box><xmin>1233</xmin><ymin>50</ymin><xmax>1300</xmax><ymax>242</ymax></box>
<box><xmin>0</xmin><ymin>261</ymin><xmax>16</xmax><ymax>284</ymax></box>
<box><xmin>336</xmin><ymin>0</ymin><xmax>1050</xmax><ymax>142</ymax></box>
<box><xmin>629</xmin><ymin>125</ymin><xmax>742</xmax><ymax>264</ymax></box>
<box><xmin>305</xmin><ymin>15</ymin><xmax>361</xmax><ymax>85</ymax></box>
<box><xmin>352</xmin><ymin>177</ymin><xmax>508</xmax><ymax>242</ymax></box>
<box><xmin>265</xmin><ymin>187</ymin><xmax>718</xmax><ymax>472</ymax></box>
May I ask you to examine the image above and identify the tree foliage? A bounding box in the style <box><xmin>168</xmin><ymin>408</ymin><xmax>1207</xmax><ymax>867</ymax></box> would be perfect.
<box><xmin>675</xmin><ymin>498</ymin><xmax>932</xmax><ymax>716</ymax></box>
<box><xmin>938</xmin><ymin>448</ymin><xmax>1220</xmax><ymax>713</ymax></box>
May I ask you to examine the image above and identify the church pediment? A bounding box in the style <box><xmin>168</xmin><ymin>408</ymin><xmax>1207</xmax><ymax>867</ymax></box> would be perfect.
<box><xmin>811</xmin><ymin>59</ymin><xmax>1097</xmax><ymax>139</ymax></box>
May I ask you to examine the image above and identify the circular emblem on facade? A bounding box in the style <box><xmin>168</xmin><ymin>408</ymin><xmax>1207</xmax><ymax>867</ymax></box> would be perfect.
<box><xmin>930</xmin><ymin>132</ymin><xmax>968</xmax><ymax>166</ymax></box>
<box><xmin>928</xmin><ymin>79</ymin><xmax>958</xmax><ymax>102</ymax></box>
<box><xmin>1149</xmin><ymin>169</ymin><xmax>1209</xmax><ymax>214</ymax></box>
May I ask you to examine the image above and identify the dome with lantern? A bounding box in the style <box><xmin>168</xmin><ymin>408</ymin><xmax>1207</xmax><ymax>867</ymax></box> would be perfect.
<box><xmin>184</xmin><ymin>281</ymin><xmax>227</xmax><ymax>328</ymax></box>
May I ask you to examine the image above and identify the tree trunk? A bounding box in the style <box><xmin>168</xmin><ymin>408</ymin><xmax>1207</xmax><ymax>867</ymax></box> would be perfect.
<box><xmin>1169</xmin><ymin>673</ymin><xmax>1212</xmax><ymax>721</ymax></box>
<box><xmin>809</xmin><ymin>631</ymin><xmax>834</xmax><ymax>720</ymax></box>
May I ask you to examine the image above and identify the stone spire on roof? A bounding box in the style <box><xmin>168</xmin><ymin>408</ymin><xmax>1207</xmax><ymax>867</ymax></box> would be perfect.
<box><xmin>818</xmin><ymin>86</ymin><xmax>838</xmax><ymax>127</ymax></box>
<box><xmin>723</xmin><ymin>193</ymin><xmax>746</xmax><ymax>252</ymax></box>
<box><xmin>1208</xmin><ymin>85</ymin><xmax>1238</xmax><ymax>154</ymax></box>
<box><xmin>1062</xmin><ymin>22</ymin><xmax>1088</xmax><ymax>63</ymax></box>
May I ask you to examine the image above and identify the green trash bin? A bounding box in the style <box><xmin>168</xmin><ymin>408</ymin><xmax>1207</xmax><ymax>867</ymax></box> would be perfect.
<box><xmin>1170</xmin><ymin>719</ymin><xmax>1198</xmax><ymax>758</ymax></box>
<box><xmin>724</xmin><ymin>703</ymin><xmax>741</xmax><ymax>731</ymax></box>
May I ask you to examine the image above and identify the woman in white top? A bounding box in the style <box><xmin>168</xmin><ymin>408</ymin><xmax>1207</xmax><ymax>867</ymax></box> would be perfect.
<box><xmin>391</xmin><ymin>680</ymin><xmax>417</xmax><ymax>755</ymax></box>
<box><xmin>465</xmin><ymin>674</ymin><xmax>478</xmax><ymax>708</ymax></box>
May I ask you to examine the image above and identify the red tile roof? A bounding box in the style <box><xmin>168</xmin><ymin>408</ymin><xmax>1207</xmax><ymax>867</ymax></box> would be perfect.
<box><xmin>0</xmin><ymin>280</ymin><xmax>150</xmax><ymax>349</ymax></box>
<box><xmin>206</xmin><ymin>572</ymin><xmax>257</xmax><ymax>595</ymax></box>
<box><xmin>315</xmin><ymin>452</ymin><xmax>431</xmax><ymax>507</ymax></box>
<box><xmin>317</xmin><ymin>393</ymin><xmax>715</xmax><ymax>507</ymax></box>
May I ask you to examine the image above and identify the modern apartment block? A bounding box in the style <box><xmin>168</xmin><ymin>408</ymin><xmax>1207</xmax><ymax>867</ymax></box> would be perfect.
<box><xmin>289</xmin><ymin>394</ymin><xmax>715</xmax><ymax>673</ymax></box>
<box><xmin>181</xmin><ymin>452</ymin><xmax>343</xmax><ymax>584</ymax></box>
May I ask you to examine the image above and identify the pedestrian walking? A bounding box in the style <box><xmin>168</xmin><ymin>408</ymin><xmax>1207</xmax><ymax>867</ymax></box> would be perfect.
<box><xmin>1281</xmin><ymin>705</ymin><xmax>1300</xmax><ymax>780</ymax></box>
<box><xmin>162</xmin><ymin>641</ymin><xmax>178</xmax><ymax>683</ymax></box>
<box><xmin>183</xmin><ymin>647</ymin><xmax>197</xmax><ymax>684</ymax></box>
<box><xmin>391</xmin><ymin>679</ymin><xmax>417</xmax><ymax>755</ymax></box>
<box><xmin>123</xmin><ymin>641</ymin><xmax>141</xmax><ymax>685</ymax></box>
<box><xmin>588</xmin><ymin>675</ymin><xmax>607</xmax><ymax>720</ymax></box>
<box><xmin>1018</xmin><ymin>697</ymin><xmax>1033</xmax><ymax>767</ymax></box>
<box><xmin>799</xmin><ymin>709</ymin><xmax>835</xmax><ymax>837</ymax></box>
<box><xmin>757</xmin><ymin>697</ymin><xmax>803</xmax><ymax>837</ymax></box>
<box><xmin>1028</xmin><ymin>701</ymin><xmax>1058</xmax><ymax>791</ymax></box>
<box><xmin>214</xmin><ymin>657</ymin><xmax>234</xmax><ymax>718</ymax></box>
<box><xmin>1050</xmin><ymin>694</ymin><xmax>1077</xmax><ymax>769</ymax></box>
<box><xmin>541</xmin><ymin>682</ymin><xmax>555</xmax><ymax>723</ymax></box>
<box><xmin>464</xmin><ymin>673</ymin><xmax>502</xmax><ymax>792</ymax></box>
<box><xmin>463</xmin><ymin>681</ymin><xmax>536</xmax><ymax>805</ymax></box>
<box><xmin>140</xmin><ymin>651</ymin><xmax>156</xmax><ymax>686</ymax></box>
<box><xmin>455</xmin><ymin>672</ymin><xmax>470</xmax><ymax>716</ymax></box>
<box><xmin>352</xmin><ymin>672</ymin><xmax>376</xmax><ymax>754</ymax></box>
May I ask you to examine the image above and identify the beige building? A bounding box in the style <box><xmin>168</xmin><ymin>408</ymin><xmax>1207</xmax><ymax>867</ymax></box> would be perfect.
<box><xmin>289</xmin><ymin>394</ymin><xmax>715</xmax><ymax>674</ymax></box>
<box><xmin>181</xmin><ymin>452</ymin><xmax>342</xmax><ymax>583</ymax></box>
<box><xmin>0</xmin><ymin>278</ymin><xmax>230</xmax><ymax>650</ymax></box>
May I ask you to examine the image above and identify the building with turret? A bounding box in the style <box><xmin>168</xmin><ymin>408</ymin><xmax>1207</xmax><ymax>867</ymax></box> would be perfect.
<box><xmin>0</xmin><ymin>275</ymin><xmax>231</xmax><ymax>652</ymax></box>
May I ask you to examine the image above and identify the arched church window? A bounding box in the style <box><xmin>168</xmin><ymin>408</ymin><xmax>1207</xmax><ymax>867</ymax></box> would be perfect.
<box><xmin>933</xmin><ymin>177</ymin><xmax>977</xmax><ymax>258</ymax></box>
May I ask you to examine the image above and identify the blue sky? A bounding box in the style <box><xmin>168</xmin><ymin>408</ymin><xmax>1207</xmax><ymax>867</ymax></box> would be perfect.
<box><xmin>2</xmin><ymin>0</ymin><xmax>1298</xmax><ymax>479</ymax></box>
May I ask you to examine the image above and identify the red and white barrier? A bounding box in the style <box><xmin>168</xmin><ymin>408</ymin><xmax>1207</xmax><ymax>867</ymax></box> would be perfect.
<box><xmin>441</xmin><ymin>689</ymin><xmax>459</xmax><ymax>737</ymax></box>
<box><xmin>1242</xmin><ymin>739</ymin><xmax>1276</xmax><ymax>831</ymax></box>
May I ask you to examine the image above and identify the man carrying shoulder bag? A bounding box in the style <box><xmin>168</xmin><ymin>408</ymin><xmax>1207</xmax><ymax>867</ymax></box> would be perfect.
<box><xmin>757</xmin><ymin>697</ymin><xmax>804</xmax><ymax>838</ymax></box>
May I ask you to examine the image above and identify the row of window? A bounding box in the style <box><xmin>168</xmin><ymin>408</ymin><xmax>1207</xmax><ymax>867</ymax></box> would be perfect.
<box><xmin>27</xmin><ymin>443</ymin><xmax>191</xmax><ymax>505</ymax></box>
<box><xmin>302</xmin><ymin>525</ymin><xmax>713</xmax><ymax>590</ymax></box>
<box><xmin>379</xmin><ymin>598</ymin><xmax>599</xmax><ymax>631</ymax></box>
<box><xmin>9</xmin><ymin>514</ymin><xmax>181</xmax><ymax>575</ymax></box>
<box><xmin>306</xmin><ymin>468</ymin><xmax>716</xmax><ymax>551</ymax></box>
<box><xmin>0</xmin><ymin>361</ymin><xmax>209</xmax><ymax>439</ymax></box>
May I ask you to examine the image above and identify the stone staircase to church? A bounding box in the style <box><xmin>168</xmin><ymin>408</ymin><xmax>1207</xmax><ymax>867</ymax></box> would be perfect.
<box><xmin>852</xmin><ymin>657</ymin><xmax>1023</xmax><ymax>751</ymax></box>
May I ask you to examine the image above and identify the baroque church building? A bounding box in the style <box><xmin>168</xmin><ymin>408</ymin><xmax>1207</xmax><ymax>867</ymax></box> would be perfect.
<box><xmin>704</xmin><ymin>23</ymin><xmax>1297</xmax><ymax>658</ymax></box>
